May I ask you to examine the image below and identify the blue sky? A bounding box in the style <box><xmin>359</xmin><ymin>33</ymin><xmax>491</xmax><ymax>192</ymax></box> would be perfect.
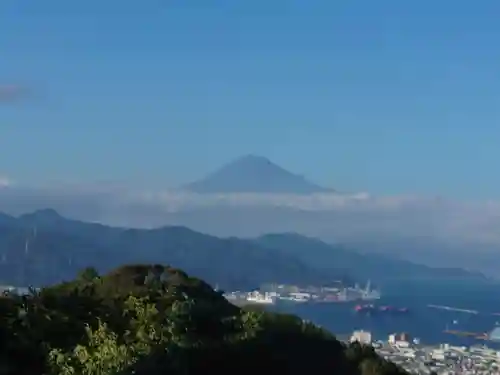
<box><xmin>1</xmin><ymin>1</ymin><xmax>500</xmax><ymax>198</ymax></box>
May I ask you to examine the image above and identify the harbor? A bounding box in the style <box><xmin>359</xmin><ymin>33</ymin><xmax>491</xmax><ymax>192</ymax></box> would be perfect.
<box><xmin>223</xmin><ymin>280</ymin><xmax>381</xmax><ymax>305</ymax></box>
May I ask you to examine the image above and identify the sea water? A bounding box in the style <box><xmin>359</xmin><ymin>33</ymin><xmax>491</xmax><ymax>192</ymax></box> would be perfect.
<box><xmin>270</xmin><ymin>280</ymin><xmax>500</xmax><ymax>347</ymax></box>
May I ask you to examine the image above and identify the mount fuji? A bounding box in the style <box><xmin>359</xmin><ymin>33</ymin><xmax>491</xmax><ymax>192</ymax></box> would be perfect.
<box><xmin>183</xmin><ymin>154</ymin><xmax>334</xmax><ymax>194</ymax></box>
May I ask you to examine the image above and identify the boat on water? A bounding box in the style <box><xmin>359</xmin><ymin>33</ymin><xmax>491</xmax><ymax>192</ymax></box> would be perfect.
<box><xmin>355</xmin><ymin>304</ymin><xmax>409</xmax><ymax>315</ymax></box>
<box><xmin>355</xmin><ymin>304</ymin><xmax>376</xmax><ymax>314</ymax></box>
<box><xmin>278</xmin><ymin>292</ymin><xmax>312</xmax><ymax>303</ymax></box>
<box><xmin>246</xmin><ymin>291</ymin><xmax>276</xmax><ymax>304</ymax></box>
<box><xmin>379</xmin><ymin>306</ymin><xmax>409</xmax><ymax>314</ymax></box>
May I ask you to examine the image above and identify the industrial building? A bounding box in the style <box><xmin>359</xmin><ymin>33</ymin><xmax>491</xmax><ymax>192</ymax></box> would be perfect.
<box><xmin>350</xmin><ymin>330</ymin><xmax>372</xmax><ymax>345</ymax></box>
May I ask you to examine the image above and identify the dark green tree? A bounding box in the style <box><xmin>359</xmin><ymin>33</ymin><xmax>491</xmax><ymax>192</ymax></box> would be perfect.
<box><xmin>77</xmin><ymin>267</ymin><xmax>100</xmax><ymax>283</ymax></box>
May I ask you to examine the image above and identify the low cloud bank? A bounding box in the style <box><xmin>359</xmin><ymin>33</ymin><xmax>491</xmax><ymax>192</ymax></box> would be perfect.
<box><xmin>0</xmin><ymin>184</ymin><xmax>499</xmax><ymax>250</ymax></box>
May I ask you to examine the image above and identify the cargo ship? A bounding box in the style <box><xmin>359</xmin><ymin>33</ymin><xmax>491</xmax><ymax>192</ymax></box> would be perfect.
<box><xmin>355</xmin><ymin>304</ymin><xmax>376</xmax><ymax>314</ymax></box>
<box><xmin>379</xmin><ymin>305</ymin><xmax>410</xmax><ymax>314</ymax></box>
<box><xmin>355</xmin><ymin>304</ymin><xmax>409</xmax><ymax>315</ymax></box>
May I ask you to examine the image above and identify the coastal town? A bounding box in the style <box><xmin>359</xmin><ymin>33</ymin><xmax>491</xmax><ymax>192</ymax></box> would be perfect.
<box><xmin>223</xmin><ymin>282</ymin><xmax>500</xmax><ymax>374</ymax></box>
<box><xmin>347</xmin><ymin>329</ymin><xmax>500</xmax><ymax>375</ymax></box>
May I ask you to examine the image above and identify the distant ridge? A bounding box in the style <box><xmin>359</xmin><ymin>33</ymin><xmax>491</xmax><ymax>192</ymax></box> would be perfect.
<box><xmin>0</xmin><ymin>208</ymin><xmax>329</xmax><ymax>289</ymax></box>
<box><xmin>0</xmin><ymin>209</ymin><xmax>487</xmax><ymax>288</ymax></box>
<box><xmin>183</xmin><ymin>154</ymin><xmax>334</xmax><ymax>194</ymax></box>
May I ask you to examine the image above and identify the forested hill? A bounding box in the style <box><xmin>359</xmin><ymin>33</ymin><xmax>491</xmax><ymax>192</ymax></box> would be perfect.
<box><xmin>0</xmin><ymin>264</ymin><xmax>409</xmax><ymax>375</ymax></box>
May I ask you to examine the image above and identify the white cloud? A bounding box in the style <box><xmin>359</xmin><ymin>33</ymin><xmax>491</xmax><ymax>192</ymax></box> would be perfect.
<box><xmin>0</xmin><ymin>184</ymin><xmax>500</xmax><ymax>250</ymax></box>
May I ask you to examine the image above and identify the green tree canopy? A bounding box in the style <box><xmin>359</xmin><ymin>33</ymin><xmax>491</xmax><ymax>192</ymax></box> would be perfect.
<box><xmin>0</xmin><ymin>264</ymin><xmax>409</xmax><ymax>375</ymax></box>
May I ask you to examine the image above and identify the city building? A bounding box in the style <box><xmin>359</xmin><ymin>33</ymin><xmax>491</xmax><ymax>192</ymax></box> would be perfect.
<box><xmin>388</xmin><ymin>332</ymin><xmax>411</xmax><ymax>347</ymax></box>
<box><xmin>350</xmin><ymin>330</ymin><xmax>372</xmax><ymax>345</ymax></box>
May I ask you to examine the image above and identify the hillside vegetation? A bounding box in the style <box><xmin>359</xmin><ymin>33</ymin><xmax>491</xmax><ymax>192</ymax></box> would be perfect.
<box><xmin>1</xmin><ymin>264</ymin><xmax>407</xmax><ymax>375</ymax></box>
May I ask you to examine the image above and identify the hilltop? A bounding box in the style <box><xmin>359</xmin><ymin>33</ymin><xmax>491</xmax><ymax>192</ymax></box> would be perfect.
<box><xmin>0</xmin><ymin>264</ymin><xmax>409</xmax><ymax>375</ymax></box>
<box><xmin>183</xmin><ymin>154</ymin><xmax>334</xmax><ymax>194</ymax></box>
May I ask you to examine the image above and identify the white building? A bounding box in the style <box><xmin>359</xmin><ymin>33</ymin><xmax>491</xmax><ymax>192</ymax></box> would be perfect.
<box><xmin>350</xmin><ymin>330</ymin><xmax>372</xmax><ymax>345</ymax></box>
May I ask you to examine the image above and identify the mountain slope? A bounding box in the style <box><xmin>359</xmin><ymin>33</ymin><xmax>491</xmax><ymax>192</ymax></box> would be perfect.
<box><xmin>183</xmin><ymin>154</ymin><xmax>333</xmax><ymax>194</ymax></box>
<box><xmin>0</xmin><ymin>210</ymin><xmax>329</xmax><ymax>289</ymax></box>
<box><xmin>0</xmin><ymin>209</ymin><xmax>486</xmax><ymax>290</ymax></box>
<box><xmin>254</xmin><ymin>233</ymin><xmax>489</xmax><ymax>285</ymax></box>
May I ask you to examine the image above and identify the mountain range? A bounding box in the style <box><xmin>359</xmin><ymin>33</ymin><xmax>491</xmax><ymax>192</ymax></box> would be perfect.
<box><xmin>0</xmin><ymin>209</ymin><xmax>488</xmax><ymax>289</ymax></box>
<box><xmin>0</xmin><ymin>155</ymin><xmax>495</xmax><ymax>278</ymax></box>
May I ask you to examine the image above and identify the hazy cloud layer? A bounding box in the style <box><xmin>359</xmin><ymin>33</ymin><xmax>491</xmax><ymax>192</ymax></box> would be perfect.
<box><xmin>1</xmin><ymin>184</ymin><xmax>500</xmax><ymax>251</ymax></box>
